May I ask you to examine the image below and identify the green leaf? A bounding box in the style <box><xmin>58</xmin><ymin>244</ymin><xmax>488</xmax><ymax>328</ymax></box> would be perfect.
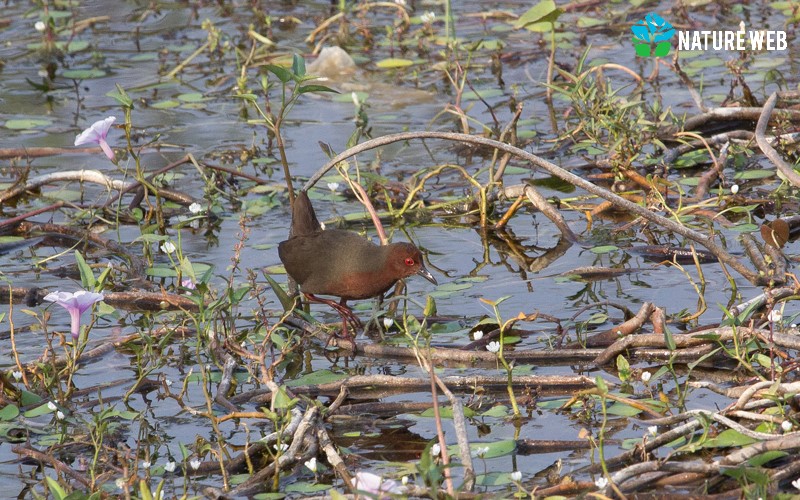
<box><xmin>5</xmin><ymin>118</ymin><xmax>52</xmax><ymax>130</ymax></box>
<box><xmin>298</xmin><ymin>84</ymin><xmax>339</xmax><ymax>94</ymax></box>
<box><xmin>700</xmin><ymin>429</ymin><xmax>758</xmax><ymax>448</ymax></box>
<box><xmin>272</xmin><ymin>385</ymin><xmax>297</xmax><ymax>410</ymax></box>
<box><xmin>291</xmin><ymin>54</ymin><xmax>306</xmax><ymax>78</ymax></box>
<box><xmin>421</xmin><ymin>405</ymin><xmax>476</xmax><ymax>419</ymax></box>
<box><xmin>266</xmin><ymin>64</ymin><xmax>293</xmax><ymax>83</ymax></box>
<box><xmin>285</xmin><ymin>369</ymin><xmax>347</xmax><ymax>387</ymax></box>
<box><xmin>110</xmin><ymin>84</ymin><xmax>134</xmax><ymax>108</ymax></box>
<box><xmin>45</xmin><ymin>476</ymin><xmax>68</xmax><ymax>500</ymax></box>
<box><xmin>616</xmin><ymin>355</ymin><xmax>631</xmax><ymax>382</ymax></box>
<box><xmin>265</xmin><ymin>275</ymin><xmax>293</xmax><ymax>312</ymax></box>
<box><xmin>24</xmin><ymin>402</ymin><xmax>56</xmax><ymax>418</ymax></box>
<box><xmin>606</xmin><ymin>402</ymin><xmax>642</xmax><ymax>417</ymax></box>
<box><xmin>423</xmin><ymin>295</ymin><xmax>437</xmax><ymax>317</ymax></box>
<box><xmin>590</xmin><ymin>245</ymin><xmax>619</xmax><ymax>254</ymax></box>
<box><xmin>285</xmin><ymin>482</ymin><xmax>331</xmax><ymax>494</ymax></box>
<box><xmin>513</xmin><ymin>0</ymin><xmax>562</xmax><ymax>30</ymax></box>
<box><xmin>481</xmin><ymin>405</ymin><xmax>510</xmax><ymax>418</ymax></box>
<box><xmin>734</xmin><ymin>169</ymin><xmax>775</xmax><ymax>180</ymax></box>
<box><xmin>451</xmin><ymin>440</ymin><xmax>516</xmax><ymax>459</ymax></box>
<box><xmin>595</xmin><ymin>376</ymin><xmax>608</xmax><ymax>394</ymax></box>
<box><xmin>0</xmin><ymin>404</ymin><xmax>19</xmax><ymax>421</ymax></box>
<box><xmin>61</xmin><ymin>69</ymin><xmax>107</xmax><ymax>79</ymax></box>
<box><xmin>74</xmin><ymin>251</ymin><xmax>95</xmax><ymax>289</ymax></box>
<box><xmin>375</xmin><ymin>58</ymin><xmax>414</xmax><ymax>68</ymax></box>
<box><xmin>663</xmin><ymin>326</ymin><xmax>676</xmax><ymax>351</ymax></box>
<box><xmin>748</xmin><ymin>450</ymin><xmax>788</xmax><ymax>467</ymax></box>
<box><xmin>145</xmin><ymin>266</ymin><xmax>178</xmax><ymax>278</ymax></box>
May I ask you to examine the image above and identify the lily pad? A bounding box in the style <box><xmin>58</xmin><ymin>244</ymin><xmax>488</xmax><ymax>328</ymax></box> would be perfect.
<box><xmin>5</xmin><ymin>118</ymin><xmax>52</xmax><ymax>130</ymax></box>
<box><xmin>375</xmin><ymin>58</ymin><xmax>414</xmax><ymax>68</ymax></box>
<box><xmin>62</xmin><ymin>68</ymin><xmax>107</xmax><ymax>79</ymax></box>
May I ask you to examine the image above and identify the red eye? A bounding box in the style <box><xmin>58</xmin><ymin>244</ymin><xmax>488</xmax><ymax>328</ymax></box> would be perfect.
<box><xmin>404</xmin><ymin>257</ymin><xmax>415</xmax><ymax>266</ymax></box>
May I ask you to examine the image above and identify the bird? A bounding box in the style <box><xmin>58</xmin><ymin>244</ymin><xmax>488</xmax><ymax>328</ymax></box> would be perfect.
<box><xmin>278</xmin><ymin>190</ymin><xmax>437</xmax><ymax>336</ymax></box>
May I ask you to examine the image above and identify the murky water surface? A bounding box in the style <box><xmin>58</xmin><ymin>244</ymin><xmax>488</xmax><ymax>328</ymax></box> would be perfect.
<box><xmin>0</xmin><ymin>0</ymin><xmax>797</xmax><ymax>497</ymax></box>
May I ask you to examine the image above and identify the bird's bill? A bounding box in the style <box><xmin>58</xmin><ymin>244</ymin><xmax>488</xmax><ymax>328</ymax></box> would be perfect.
<box><xmin>416</xmin><ymin>265</ymin><xmax>438</xmax><ymax>285</ymax></box>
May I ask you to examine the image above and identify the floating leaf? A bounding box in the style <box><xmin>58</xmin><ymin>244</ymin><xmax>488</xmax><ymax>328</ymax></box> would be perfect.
<box><xmin>151</xmin><ymin>100</ymin><xmax>180</xmax><ymax>109</ymax></box>
<box><xmin>461</xmin><ymin>88</ymin><xmax>504</xmax><ymax>101</ymax></box>
<box><xmin>286</xmin><ymin>369</ymin><xmax>346</xmax><ymax>387</ymax></box>
<box><xmin>285</xmin><ymin>482</ymin><xmax>331</xmax><ymax>494</ymax></box>
<box><xmin>177</xmin><ymin>93</ymin><xmax>207</xmax><ymax>103</ymax></box>
<box><xmin>61</xmin><ymin>68</ymin><xmax>107</xmax><ymax>79</ymax></box>
<box><xmin>590</xmin><ymin>245</ymin><xmax>619</xmax><ymax>254</ymax></box>
<box><xmin>5</xmin><ymin>118</ymin><xmax>52</xmax><ymax>130</ymax></box>
<box><xmin>0</xmin><ymin>404</ymin><xmax>19</xmax><ymax>421</ymax></box>
<box><xmin>513</xmin><ymin>0</ymin><xmax>562</xmax><ymax>30</ymax></box>
<box><xmin>449</xmin><ymin>439</ymin><xmax>516</xmax><ymax>459</ymax></box>
<box><xmin>734</xmin><ymin>169</ymin><xmax>774</xmax><ymax>180</ymax></box>
<box><xmin>375</xmin><ymin>58</ymin><xmax>414</xmax><ymax>68</ymax></box>
<box><xmin>700</xmin><ymin>429</ymin><xmax>757</xmax><ymax>448</ymax></box>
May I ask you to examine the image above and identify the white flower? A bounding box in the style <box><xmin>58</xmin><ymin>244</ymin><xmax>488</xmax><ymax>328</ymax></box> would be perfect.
<box><xmin>595</xmin><ymin>477</ymin><xmax>608</xmax><ymax>489</ymax></box>
<box><xmin>164</xmin><ymin>461</ymin><xmax>176</xmax><ymax>472</ymax></box>
<box><xmin>189</xmin><ymin>458</ymin><xmax>201</xmax><ymax>470</ymax></box>
<box><xmin>35</xmin><ymin>21</ymin><xmax>46</xmax><ymax>32</ymax></box>
<box><xmin>11</xmin><ymin>371</ymin><xmax>22</xmax><ymax>381</ymax></box>
<box><xmin>189</xmin><ymin>202</ymin><xmax>203</xmax><ymax>214</ymax></box>
<box><xmin>420</xmin><ymin>11</ymin><xmax>436</xmax><ymax>23</ymax></box>
<box><xmin>792</xmin><ymin>324</ymin><xmax>798</xmax><ymax>328</ymax></box>
<box><xmin>47</xmin><ymin>401</ymin><xmax>57</xmax><ymax>411</ymax></box>
<box><xmin>142</xmin><ymin>461</ymin><xmax>151</xmax><ymax>469</ymax></box>
<box><xmin>115</xmin><ymin>477</ymin><xmax>126</xmax><ymax>489</ymax></box>
<box><xmin>401</xmin><ymin>475</ymin><xmax>408</xmax><ymax>485</ymax></box>
<box><xmin>648</xmin><ymin>426</ymin><xmax>657</xmax><ymax>436</ymax></box>
<box><xmin>327</xmin><ymin>182</ymin><xmax>340</xmax><ymax>192</ymax></box>
<box><xmin>616</xmin><ymin>330</ymin><xmax>623</xmax><ymax>337</ymax></box>
<box><xmin>320</xmin><ymin>222</ymin><xmax>326</xmax><ymax>230</ymax></box>
<box><xmin>165</xmin><ymin>379</ymin><xmax>173</xmax><ymax>387</ymax></box>
<box><xmin>56</xmin><ymin>411</ymin><xmax>65</xmax><ymax>420</ymax></box>
<box><xmin>782</xmin><ymin>420</ymin><xmax>793</xmax><ymax>432</ymax></box>
<box><xmin>473</xmin><ymin>330</ymin><xmax>484</xmax><ymax>341</ymax></box>
<box><xmin>383</xmin><ymin>317</ymin><xmax>394</xmax><ymax>329</ymax></box>
<box><xmin>769</xmin><ymin>309</ymin><xmax>782</xmax><ymax>323</ymax></box>
<box><xmin>275</xmin><ymin>443</ymin><xmax>289</xmax><ymax>452</ymax></box>
<box><xmin>793</xmin><ymin>477</ymin><xmax>800</xmax><ymax>490</ymax></box>
<box><xmin>641</xmin><ymin>371</ymin><xmax>651</xmax><ymax>383</ymax></box>
<box><xmin>486</xmin><ymin>341</ymin><xmax>500</xmax><ymax>353</ymax></box>
<box><xmin>730</xmin><ymin>184</ymin><xmax>739</xmax><ymax>194</ymax></box>
<box><xmin>431</xmin><ymin>443</ymin><xmax>441</xmax><ymax>456</ymax></box>
<box><xmin>510</xmin><ymin>470</ymin><xmax>522</xmax><ymax>481</ymax></box>
<box><xmin>38</xmin><ymin>69</ymin><xmax>48</xmax><ymax>78</ymax></box>
<box><xmin>160</xmin><ymin>241</ymin><xmax>176</xmax><ymax>254</ymax></box>
<box><xmin>473</xmin><ymin>446</ymin><xmax>489</xmax><ymax>457</ymax></box>
<box><xmin>394</xmin><ymin>0</ymin><xmax>407</xmax><ymax>5</ymax></box>
<box><xmin>304</xmin><ymin>457</ymin><xmax>317</xmax><ymax>472</ymax></box>
<box><xmin>353</xmin><ymin>471</ymin><xmax>403</xmax><ymax>496</ymax></box>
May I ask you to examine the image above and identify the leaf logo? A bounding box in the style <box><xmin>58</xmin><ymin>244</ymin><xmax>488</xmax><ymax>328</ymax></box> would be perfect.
<box><xmin>631</xmin><ymin>13</ymin><xmax>675</xmax><ymax>57</ymax></box>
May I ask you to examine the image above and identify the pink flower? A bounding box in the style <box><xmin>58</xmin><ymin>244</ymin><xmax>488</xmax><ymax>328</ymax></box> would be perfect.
<box><xmin>44</xmin><ymin>290</ymin><xmax>105</xmax><ymax>339</ymax></box>
<box><xmin>353</xmin><ymin>471</ymin><xmax>402</xmax><ymax>499</ymax></box>
<box><xmin>74</xmin><ymin>116</ymin><xmax>116</xmax><ymax>161</ymax></box>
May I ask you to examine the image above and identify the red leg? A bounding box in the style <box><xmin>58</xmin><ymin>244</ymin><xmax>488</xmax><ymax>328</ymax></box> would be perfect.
<box><xmin>304</xmin><ymin>294</ymin><xmax>362</xmax><ymax>334</ymax></box>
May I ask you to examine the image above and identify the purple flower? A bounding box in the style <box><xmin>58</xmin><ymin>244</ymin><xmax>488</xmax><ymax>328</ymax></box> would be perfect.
<box><xmin>353</xmin><ymin>471</ymin><xmax>403</xmax><ymax>499</ymax></box>
<box><xmin>74</xmin><ymin>116</ymin><xmax>116</xmax><ymax>161</ymax></box>
<box><xmin>43</xmin><ymin>290</ymin><xmax>105</xmax><ymax>339</ymax></box>
<box><xmin>180</xmin><ymin>278</ymin><xmax>196</xmax><ymax>290</ymax></box>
